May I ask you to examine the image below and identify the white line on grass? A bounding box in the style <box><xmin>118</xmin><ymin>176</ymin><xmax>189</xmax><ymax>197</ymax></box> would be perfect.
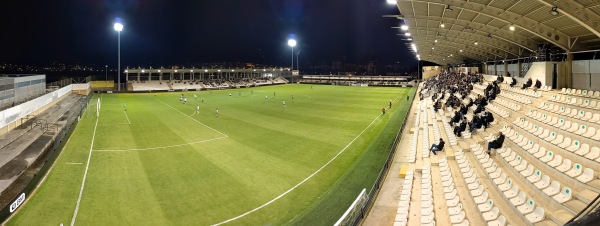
<box><xmin>212</xmin><ymin>112</ymin><xmax>385</xmax><ymax>226</ymax></box>
<box><xmin>123</xmin><ymin>109</ymin><xmax>131</xmax><ymax>124</ymax></box>
<box><xmin>65</xmin><ymin>162</ymin><xmax>84</xmax><ymax>165</ymax></box>
<box><xmin>70</xmin><ymin>102</ymin><xmax>100</xmax><ymax>226</ymax></box>
<box><xmin>154</xmin><ymin>97</ymin><xmax>228</xmax><ymax>137</ymax></box>
<box><xmin>93</xmin><ymin>137</ymin><xmax>227</xmax><ymax>152</ymax></box>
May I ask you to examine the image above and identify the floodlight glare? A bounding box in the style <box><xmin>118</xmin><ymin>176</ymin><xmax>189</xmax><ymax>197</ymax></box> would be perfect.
<box><xmin>509</xmin><ymin>25</ymin><xmax>515</xmax><ymax>31</ymax></box>
<box><xmin>287</xmin><ymin>39</ymin><xmax>297</xmax><ymax>47</ymax></box>
<box><xmin>400</xmin><ymin>25</ymin><xmax>409</xmax><ymax>31</ymax></box>
<box><xmin>404</xmin><ymin>32</ymin><xmax>411</xmax><ymax>37</ymax></box>
<box><xmin>386</xmin><ymin>0</ymin><xmax>397</xmax><ymax>4</ymax></box>
<box><xmin>114</xmin><ymin>22</ymin><xmax>124</xmax><ymax>32</ymax></box>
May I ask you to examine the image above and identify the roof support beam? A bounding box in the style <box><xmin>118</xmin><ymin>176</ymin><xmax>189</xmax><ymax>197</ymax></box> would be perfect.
<box><xmin>409</xmin><ymin>27</ymin><xmax>517</xmax><ymax>58</ymax></box>
<box><xmin>414</xmin><ymin>38</ymin><xmax>493</xmax><ymax>60</ymax></box>
<box><xmin>400</xmin><ymin>0</ymin><xmax>587</xmax><ymax>51</ymax></box>
<box><xmin>409</xmin><ymin>28</ymin><xmax>506</xmax><ymax>58</ymax></box>
<box><xmin>403</xmin><ymin>15</ymin><xmax>538</xmax><ymax>52</ymax></box>
<box><xmin>536</xmin><ymin>0</ymin><xmax>600</xmax><ymax>39</ymax></box>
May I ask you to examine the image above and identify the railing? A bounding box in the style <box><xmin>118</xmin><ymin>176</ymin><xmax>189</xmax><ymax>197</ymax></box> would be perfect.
<box><xmin>0</xmin><ymin>94</ymin><xmax>92</xmax><ymax>224</ymax></box>
<box><xmin>566</xmin><ymin>193</ymin><xmax>600</xmax><ymax>225</ymax></box>
<box><xmin>340</xmin><ymin>85</ymin><xmax>418</xmax><ymax>226</ymax></box>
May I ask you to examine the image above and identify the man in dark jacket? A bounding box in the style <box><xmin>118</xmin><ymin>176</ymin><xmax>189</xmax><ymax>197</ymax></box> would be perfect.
<box><xmin>430</xmin><ymin>138</ymin><xmax>445</xmax><ymax>155</ymax></box>
<box><xmin>449</xmin><ymin>111</ymin><xmax>462</xmax><ymax>125</ymax></box>
<box><xmin>534</xmin><ymin>79</ymin><xmax>542</xmax><ymax>89</ymax></box>
<box><xmin>488</xmin><ymin>132</ymin><xmax>505</xmax><ymax>152</ymax></box>
<box><xmin>454</xmin><ymin>118</ymin><xmax>467</xmax><ymax>137</ymax></box>
<box><xmin>510</xmin><ymin>77</ymin><xmax>517</xmax><ymax>87</ymax></box>
<box><xmin>522</xmin><ymin>78</ymin><xmax>532</xmax><ymax>89</ymax></box>
<box><xmin>469</xmin><ymin>115</ymin><xmax>483</xmax><ymax>132</ymax></box>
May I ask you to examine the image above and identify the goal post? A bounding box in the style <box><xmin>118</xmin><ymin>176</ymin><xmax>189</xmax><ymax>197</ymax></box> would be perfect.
<box><xmin>334</xmin><ymin>188</ymin><xmax>367</xmax><ymax>226</ymax></box>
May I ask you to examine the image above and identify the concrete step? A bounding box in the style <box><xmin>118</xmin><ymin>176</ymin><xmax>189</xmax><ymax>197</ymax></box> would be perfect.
<box><xmin>548</xmin><ymin>209</ymin><xmax>573</xmax><ymax>226</ymax></box>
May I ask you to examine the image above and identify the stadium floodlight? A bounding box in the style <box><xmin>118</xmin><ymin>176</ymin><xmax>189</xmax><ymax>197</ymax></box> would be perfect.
<box><xmin>114</xmin><ymin>22</ymin><xmax>123</xmax><ymax>91</ymax></box>
<box><xmin>404</xmin><ymin>32</ymin><xmax>411</xmax><ymax>37</ymax></box>
<box><xmin>509</xmin><ymin>25</ymin><xmax>515</xmax><ymax>31</ymax></box>
<box><xmin>386</xmin><ymin>0</ymin><xmax>397</xmax><ymax>5</ymax></box>
<box><xmin>288</xmin><ymin>39</ymin><xmax>297</xmax><ymax>70</ymax></box>
<box><xmin>400</xmin><ymin>24</ymin><xmax>408</xmax><ymax>31</ymax></box>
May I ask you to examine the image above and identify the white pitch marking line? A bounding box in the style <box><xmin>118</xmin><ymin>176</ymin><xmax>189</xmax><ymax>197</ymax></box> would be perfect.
<box><xmin>65</xmin><ymin>162</ymin><xmax>84</xmax><ymax>165</ymax></box>
<box><xmin>70</xmin><ymin>108</ymin><xmax>100</xmax><ymax>226</ymax></box>
<box><xmin>154</xmin><ymin>97</ymin><xmax>228</xmax><ymax>137</ymax></box>
<box><xmin>212</xmin><ymin>111</ymin><xmax>385</xmax><ymax>226</ymax></box>
<box><xmin>123</xmin><ymin>109</ymin><xmax>131</xmax><ymax>124</ymax></box>
<box><xmin>94</xmin><ymin>136</ymin><xmax>227</xmax><ymax>152</ymax></box>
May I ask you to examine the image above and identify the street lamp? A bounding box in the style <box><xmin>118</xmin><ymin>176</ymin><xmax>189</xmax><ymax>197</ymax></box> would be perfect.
<box><xmin>287</xmin><ymin>39</ymin><xmax>297</xmax><ymax>70</ymax></box>
<box><xmin>114</xmin><ymin>22</ymin><xmax>123</xmax><ymax>91</ymax></box>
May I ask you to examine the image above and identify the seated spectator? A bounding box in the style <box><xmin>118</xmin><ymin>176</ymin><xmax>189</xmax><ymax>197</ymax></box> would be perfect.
<box><xmin>460</xmin><ymin>104</ymin><xmax>468</xmax><ymax>115</ymax></box>
<box><xmin>454</xmin><ymin>118</ymin><xmax>467</xmax><ymax>137</ymax></box>
<box><xmin>487</xmin><ymin>132</ymin><xmax>505</xmax><ymax>154</ymax></box>
<box><xmin>430</xmin><ymin>138</ymin><xmax>445</xmax><ymax>155</ymax></box>
<box><xmin>496</xmin><ymin>74</ymin><xmax>504</xmax><ymax>83</ymax></box>
<box><xmin>534</xmin><ymin>79</ymin><xmax>542</xmax><ymax>89</ymax></box>
<box><xmin>449</xmin><ymin>111</ymin><xmax>462</xmax><ymax>125</ymax></box>
<box><xmin>469</xmin><ymin>115</ymin><xmax>483</xmax><ymax>132</ymax></box>
<box><xmin>522</xmin><ymin>78</ymin><xmax>532</xmax><ymax>89</ymax></box>
<box><xmin>510</xmin><ymin>77</ymin><xmax>517</xmax><ymax>87</ymax></box>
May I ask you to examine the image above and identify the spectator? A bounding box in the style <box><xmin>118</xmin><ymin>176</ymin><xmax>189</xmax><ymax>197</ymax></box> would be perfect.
<box><xmin>469</xmin><ymin>115</ymin><xmax>483</xmax><ymax>132</ymax></box>
<box><xmin>510</xmin><ymin>77</ymin><xmax>517</xmax><ymax>87</ymax></box>
<box><xmin>534</xmin><ymin>79</ymin><xmax>542</xmax><ymax>89</ymax></box>
<box><xmin>487</xmin><ymin>132</ymin><xmax>505</xmax><ymax>154</ymax></box>
<box><xmin>430</xmin><ymin>138</ymin><xmax>445</xmax><ymax>155</ymax></box>
<box><xmin>522</xmin><ymin>78</ymin><xmax>532</xmax><ymax>89</ymax></box>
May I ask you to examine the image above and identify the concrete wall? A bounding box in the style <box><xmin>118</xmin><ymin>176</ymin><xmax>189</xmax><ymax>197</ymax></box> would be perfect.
<box><xmin>572</xmin><ymin>60</ymin><xmax>600</xmax><ymax>90</ymax></box>
<box><xmin>423</xmin><ymin>66</ymin><xmax>443</xmax><ymax>80</ymax></box>
<box><xmin>483</xmin><ymin>61</ymin><xmax>564</xmax><ymax>88</ymax></box>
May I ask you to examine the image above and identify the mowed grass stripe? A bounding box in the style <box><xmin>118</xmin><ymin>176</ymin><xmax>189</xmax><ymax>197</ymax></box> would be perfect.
<box><xmin>7</xmin><ymin>85</ymin><xmax>412</xmax><ymax>226</ymax></box>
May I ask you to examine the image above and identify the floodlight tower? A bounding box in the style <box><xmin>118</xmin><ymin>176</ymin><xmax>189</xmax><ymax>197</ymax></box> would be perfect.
<box><xmin>287</xmin><ymin>39</ymin><xmax>297</xmax><ymax>70</ymax></box>
<box><xmin>114</xmin><ymin>22</ymin><xmax>123</xmax><ymax>91</ymax></box>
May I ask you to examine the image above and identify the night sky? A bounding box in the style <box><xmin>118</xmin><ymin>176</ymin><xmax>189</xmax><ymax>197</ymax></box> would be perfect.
<box><xmin>0</xmin><ymin>0</ymin><xmax>416</xmax><ymax>68</ymax></box>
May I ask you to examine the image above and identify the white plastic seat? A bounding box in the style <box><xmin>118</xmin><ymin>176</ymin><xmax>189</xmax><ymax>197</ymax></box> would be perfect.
<box><xmin>548</xmin><ymin>154</ymin><xmax>563</xmax><ymax>167</ymax></box>
<box><xmin>482</xmin><ymin>207</ymin><xmax>499</xmax><ymax>221</ymax></box>
<box><xmin>576</xmin><ymin>143</ymin><xmax>590</xmax><ymax>156</ymax></box>
<box><xmin>478</xmin><ymin>199</ymin><xmax>493</xmax><ymax>212</ymax></box>
<box><xmin>420</xmin><ymin>212</ymin><xmax>434</xmax><ymax>224</ymax></box>
<box><xmin>540</xmin><ymin>151</ymin><xmax>554</xmax><ymax>163</ymax></box>
<box><xmin>585</xmin><ymin>147</ymin><xmax>600</xmax><ymax>160</ymax></box>
<box><xmin>543</xmin><ymin>181</ymin><xmax>561</xmax><ymax>196</ymax></box>
<box><xmin>447</xmin><ymin>195</ymin><xmax>460</xmax><ymax>207</ymax></box>
<box><xmin>566</xmin><ymin>140</ymin><xmax>581</xmax><ymax>152</ymax></box>
<box><xmin>518</xmin><ymin>199</ymin><xmax>536</xmax><ymax>214</ymax></box>
<box><xmin>488</xmin><ymin>215</ymin><xmax>506</xmax><ymax>226</ymax></box>
<box><xmin>493</xmin><ymin>173</ymin><xmax>507</xmax><ymax>185</ymax></box>
<box><xmin>421</xmin><ymin>205</ymin><xmax>433</xmax><ymax>216</ymax></box>
<box><xmin>468</xmin><ymin>180</ymin><xmax>481</xmax><ymax>191</ymax></box>
<box><xmin>471</xmin><ymin>184</ymin><xmax>484</xmax><ymax>197</ymax></box>
<box><xmin>577</xmin><ymin>168</ymin><xmax>595</xmax><ymax>183</ymax></box>
<box><xmin>556</xmin><ymin>159</ymin><xmax>572</xmax><ymax>172</ymax></box>
<box><xmin>553</xmin><ymin>187</ymin><xmax>573</xmax><ymax>203</ymax></box>
<box><xmin>510</xmin><ymin>191</ymin><xmax>526</xmax><ymax>206</ymax></box>
<box><xmin>474</xmin><ymin>192</ymin><xmax>488</xmax><ymax>204</ymax></box>
<box><xmin>489</xmin><ymin>167</ymin><xmax>502</xmax><ymax>179</ymax></box>
<box><xmin>566</xmin><ymin>163</ymin><xmax>584</xmax><ymax>177</ymax></box>
<box><xmin>527</xmin><ymin>170</ymin><xmax>542</xmax><ymax>183</ymax></box>
<box><xmin>535</xmin><ymin>175</ymin><xmax>551</xmax><ymax>189</ymax></box>
<box><xmin>575</xmin><ymin>124</ymin><xmax>588</xmax><ymax>135</ymax></box>
<box><xmin>445</xmin><ymin>188</ymin><xmax>458</xmax><ymax>200</ymax></box>
<box><xmin>498</xmin><ymin>179</ymin><xmax>513</xmax><ymax>192</ymax></box>
<box><xmin>515</xmin><ymin>160</ymin><xmax>528</xmax><ymax>172</ymax></box>
<box><xmin>558</xmin><ymin>137</ymin><xmax>571</xmax><ymax>149</ymax></box>
<box><xmin>504</xmin><ymin>184</ymin><xmax>519</xmax><ymax>199</ymax></box>
<box><xmin>449</xmin><ymin>210</ymin><xmax>466</xmax><ymax>224</ymax></box>
<box><xmin>534</xmin><ymin>147</ymin><xmax>546</xmax><ymax>158</ymax></box>
<box><xmin>521</xmin><ymin>165</ymin><xmax>534</xmax><ymax>177</ymax></box>
<box><xmin>525</xmin><ymin>206</ymin><xmax>545</xmax><ymax>223</ymax></box>
<box><xmin>551</xmin><ymin>134</ymin><xmax>564</xmax><ymax>145</ymax></box>
<box><xmin>448</xmin><ymin>203</ymin><xmax>463</xmax><ymax>216</ymax></box>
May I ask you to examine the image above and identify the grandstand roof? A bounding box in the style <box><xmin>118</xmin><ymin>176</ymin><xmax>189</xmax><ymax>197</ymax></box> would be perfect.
<box><xmin>393</xmin><ymin>0</ymin><xmax>600</xmax><ymax>65</ymax></box>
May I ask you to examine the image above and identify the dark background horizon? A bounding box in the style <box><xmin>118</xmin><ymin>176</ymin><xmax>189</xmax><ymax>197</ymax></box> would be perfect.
<box><xmin>0</xmin><ymin>0</ymin><xmax>419</xmax><ymax>70</ymax></box>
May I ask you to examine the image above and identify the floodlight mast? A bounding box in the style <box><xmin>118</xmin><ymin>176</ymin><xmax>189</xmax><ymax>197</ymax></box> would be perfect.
<box><xmin>114</xmin><ymin>22</ymin><xmax>123</xmax><ymax>91</ymax></box>
<box><xmin>288</xmin><ymin>39</ymin><xmax>297</xmax><ymax>71</ymax></box>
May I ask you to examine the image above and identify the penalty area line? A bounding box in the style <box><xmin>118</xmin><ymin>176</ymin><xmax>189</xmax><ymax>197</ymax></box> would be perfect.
<box><xmin>93</xmin><ymin>136</ymin><xmax>227</xmax><ymax>152</ymax></box>
<box><xmin>211</xmin><ymin>113</ymin><xmax>384</xmax><ymax>226</ymax></box>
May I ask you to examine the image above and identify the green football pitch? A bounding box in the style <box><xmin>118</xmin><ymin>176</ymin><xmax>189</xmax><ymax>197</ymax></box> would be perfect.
<box><xmin>7</xmin><ymin>84</ymin><xmax>414</xmax><ymax>226</ymax></box>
